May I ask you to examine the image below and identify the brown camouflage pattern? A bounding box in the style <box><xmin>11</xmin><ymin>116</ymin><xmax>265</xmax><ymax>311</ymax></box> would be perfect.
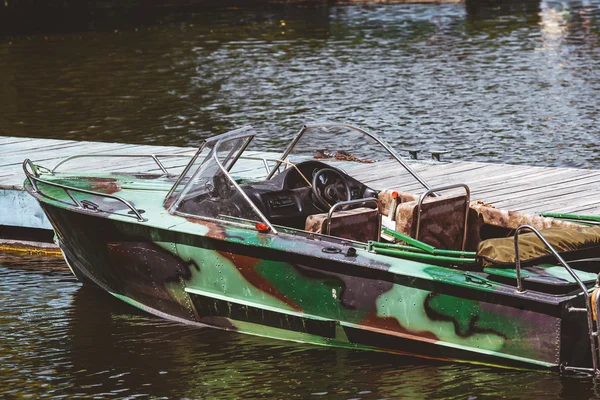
<box><xmin>377</xmin><ymin>190</ymin><xmax>419</xmax><ymax>216</ymax></box>
<box><xmin>469</xmin><ymin>202</ymin><xmax>578</xmax><ymax>231</ymax></box>
<box><xmin>394</xmin><ymin>194</ymin><xmax>469</xmax><ymax>251</ymax></box>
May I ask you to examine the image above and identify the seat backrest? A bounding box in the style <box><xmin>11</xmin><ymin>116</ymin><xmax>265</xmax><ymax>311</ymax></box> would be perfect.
<box><xmin>466</xmin><ymin>202</ymin><xmax>581</xmax><ymax>250</ymax></box>
<box><xmin>469</xmin><ymin>202</ymin><xmax>578</xmax><ymax>231</ymax></box>
<box><xmin>305</xmin><ymin>207</ymin><xmax>380</xmax><ymax>243</ymax></box>
<box><xmin>395</xmin><ymin>194</ymin><xmax>469</xmax><ymax>250</ymax></box>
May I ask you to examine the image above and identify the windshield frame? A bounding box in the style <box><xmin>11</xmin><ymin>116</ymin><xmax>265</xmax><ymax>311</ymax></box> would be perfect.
<box><xmin>165</xmin><ymin>126</ymin><xmax>278</xmax><ymax>234</ymax></box>
<box><xmin>266</xmin><ymin>123</ymin><xmax>434</xmax><ymax>193</ymax></box>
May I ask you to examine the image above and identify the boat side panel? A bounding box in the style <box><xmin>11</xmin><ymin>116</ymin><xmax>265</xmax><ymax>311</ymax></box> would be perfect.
<box><xmin>177</xmin><ymin>244</ymin><xmax>561</xmax><ymax>367</ymax></box>
<box><xmin>40</xmin><ymin>203</ymin><xmax>562</xmax><ymax>368</ymax></box>
<box><xmin>42</xmin><ymin>203</ymin><xmax>198</xmax><ymax>322</ymax></box>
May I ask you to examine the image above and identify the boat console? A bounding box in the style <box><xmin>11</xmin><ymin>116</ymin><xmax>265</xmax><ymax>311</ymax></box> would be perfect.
<box><xmin>241</xmin><ymin>160</ymin><xmax>378</xmax><ymax>229</ymax></box>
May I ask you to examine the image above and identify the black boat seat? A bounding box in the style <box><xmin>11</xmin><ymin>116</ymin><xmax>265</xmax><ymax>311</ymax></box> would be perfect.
<box><xmin>305</xmin><ymin>207</ymin><xmax>380</xmax><ymax>243</ymax></box>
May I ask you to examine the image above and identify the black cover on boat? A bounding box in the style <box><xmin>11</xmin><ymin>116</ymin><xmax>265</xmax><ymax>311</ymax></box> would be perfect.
<box><xmin>477</xmin><ymin>225</ymin><xmax>600</xmax><ymax>268</ymax></box>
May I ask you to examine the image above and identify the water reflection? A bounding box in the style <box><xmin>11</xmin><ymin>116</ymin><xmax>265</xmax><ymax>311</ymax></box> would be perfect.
<box><xmin>2</xmin><ymin>253</ymin><xmax>600</xmax><ymax>399</ymax></box>
<box><xmin>465</xmin><ymin>0</ymin><xmax>541</xmax><ymax>22</ymax></box>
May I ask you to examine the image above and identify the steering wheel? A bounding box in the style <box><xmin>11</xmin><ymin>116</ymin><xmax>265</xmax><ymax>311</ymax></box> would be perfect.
<box><xmin>311</xmin><ymin>168</ymin><xmax>351</xmax><ymax>211</ymax></box>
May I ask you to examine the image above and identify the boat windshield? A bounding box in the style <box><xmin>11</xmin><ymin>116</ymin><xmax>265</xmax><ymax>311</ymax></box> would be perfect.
<box><xmin>164</xmin><ymin>123</ymin><xmax>431</xmax><ymax>233</ymax></box>
<box><xmin>165</xmin><ymin>126</ymin><xmax>273</xmax><ymax>229</ymax></box>
<box><xmin>267</xmin><ymin>124</ymin><xmax>431</xmax><ymax>192</ymax></box>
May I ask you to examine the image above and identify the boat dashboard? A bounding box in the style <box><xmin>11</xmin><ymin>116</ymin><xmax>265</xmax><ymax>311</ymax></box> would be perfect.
<box><xmin>241</xmin><ymin>160</ymin><xmax>378</xmax><ymax>229</ymax></box>
<box><xmin>176</xmin><ymin>160</ymin><xmax>378</xmax><ymax>229</ymax></box>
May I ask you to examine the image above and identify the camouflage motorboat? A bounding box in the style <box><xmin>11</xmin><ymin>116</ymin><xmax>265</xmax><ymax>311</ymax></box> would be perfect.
<box><xmin>23</xmin><ymin>124</ymin><xmax>600</xmax><ymax>374</ymax></box>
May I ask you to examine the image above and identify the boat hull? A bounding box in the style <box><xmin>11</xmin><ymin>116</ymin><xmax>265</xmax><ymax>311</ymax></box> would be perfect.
<box><xmin>39</xmin><ymin>202</ymin><xmax>590</xmax><ymax>371</ymax></box>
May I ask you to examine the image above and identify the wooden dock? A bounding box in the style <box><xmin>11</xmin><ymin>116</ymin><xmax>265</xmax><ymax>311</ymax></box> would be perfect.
<box><xmin>348</xmin><ymin>160</ymin><xmax>600</xmax><ymax>215</ymax></box>
<box><xmin>0</xmin><ymin>136</ymin><xmax>196</xmax><ymax>233</ymax></box>
<box><xmin>2</xmin><ymin>135</ymin><xmax>600</xmax><ymax>248</ymax></box>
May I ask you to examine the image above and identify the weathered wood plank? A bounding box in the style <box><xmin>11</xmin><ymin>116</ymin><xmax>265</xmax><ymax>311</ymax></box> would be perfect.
<box><xmin>472</xmin><ymin>169</ymin><xmax>600</xmax><ymax>197</ymax></box>
<box><xmin>4</xmin><ymin>135</ymin><xmax>600</xmax><ymax>233</ymax></box>
<box><xmin>0</xmin><ymin>142</ymin><xmax>141</xmax><ymax>167</ymax></box>
<box><xmin>0</xmin><ymin>137</ymin><xmax>36</xmax><ymax>146</ymax></box>
<box><xmin>489</xmin><ymin>174</ymin><xmax>600</xmax><ymax>205</ymax></box>
<box><xmin>510</xmin><ymin>189</ymin><xmax>599</xmax><ymax>214</ymax></box>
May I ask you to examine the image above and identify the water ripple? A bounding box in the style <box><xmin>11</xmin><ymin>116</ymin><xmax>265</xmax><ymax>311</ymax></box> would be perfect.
<box><xmin>4</xmin><ymin>1</ymin><xmax>600</xmax><ymax>397</ymax></box>
<box><xmin>2</xmin><ymin>1</ymin><xmax>600</xmax><ymax>167</ymax></box>
<box><xmin>2</xmin><ymin>250</ymin><xmax>600</xmax><ymax>399</ymax></box>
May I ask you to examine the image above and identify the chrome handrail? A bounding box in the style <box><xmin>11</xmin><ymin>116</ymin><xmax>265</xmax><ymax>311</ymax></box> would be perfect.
<box><xmin>325</xmin><ymin>198</ymin><xmax>382</xmax><ymax>241</ymax></box>
<box><xmin>23</xmin><ymin>159</ymin><xmax>147</xmax><ymax>222</ymax></box>
<box><xmin>237</xmin><ymin>156</ymin><xmax>272</xmax><ymax>174</ymax></box>
<box><xmin>51</xmin><ymin>153</ymin><xmax>195</xmax><ymax>174</ymax></box>
<box><xmin>168</xmin><ymin>129</ymin><xmax>278</xmax><ymax>234</ymax></box>
<box><xmin>415</xmin><ymin>183</ymin><xmax>471</xmax><ymax>252</ymax></box>
<box><xmin>266</xmin><ymin>124</ymin><xmax>436</xmax><ymax>195</ymax></box>
<box><xmin>213</xmin><ymin>142</ymin><xmax>278</xmax><ymax>235</ymax></box>
<box><xmin>514</xmin><ymin>224</ymin><xmax>598</xmax><ymax>374</ymax></box>
<box><xmin>595</xmin><ymin>286</ymin><xmax>600</xmax><ymax>376</ymax></box>
<box><xmin>24</xmin><ymin>158</ymin><xmax>40</xmax><ymax>177</ymax></box>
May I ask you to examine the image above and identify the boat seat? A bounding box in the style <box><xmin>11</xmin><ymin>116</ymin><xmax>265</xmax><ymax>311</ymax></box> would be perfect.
<box><xmin>469</xmin><ymin>202</ymin><xmax>578</xmax><ymax>231</ymax></box>
<box><xmin>394</xmin><ymin>193</ymin><xmax>469</xmax><ymax>251</ymax></box>
<box><xmin>466</xmin><ymin>202</ymin><xmax>581</xmax><ymax>250</ymax></box>
<box><xmin>478</xmin><ymin>225</ymin><xmax>600</xmax><ymax>268</ymax></box>
<box><xmin>305</xmin><ymin>207</ymin><xmax>380</xmax><ymax>243</ymax></box>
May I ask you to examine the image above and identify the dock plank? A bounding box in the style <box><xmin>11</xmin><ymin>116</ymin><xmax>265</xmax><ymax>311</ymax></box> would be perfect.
<box><xmin>0</xmin><ymin>137</ymin><xmax>36</xmax><ymax>146</ymax></box>
<box><xmin>491</xmin><ymin>174</ymin><xmax>600</xmax><ymax>204</ymax></box>
<box><xmin>0</xmin><ymin>136</ymin><xmax>200</xmax><ymax>188</ymax></box>
<box><xmin>4</xmin><ymin>135</ymin><xmax>600</xmax><ymax>233</ymax></box>
<box><xmin>0</xmin><ymin>142</ymin><xmax>135</xmax><ymax>167</ymax></box>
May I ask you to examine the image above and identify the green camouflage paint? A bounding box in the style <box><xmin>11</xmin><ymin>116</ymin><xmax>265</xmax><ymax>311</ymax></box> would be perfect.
<box><xmin>23</xmin><ymin>171</ymin><xmax>591</xmax><ymax>371</ymax></box>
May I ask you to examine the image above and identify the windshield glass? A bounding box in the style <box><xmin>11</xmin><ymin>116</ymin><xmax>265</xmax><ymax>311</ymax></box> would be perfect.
<box><xmin>166</xmin><ymin>127</ymin><xmax>272</xmax><ymax>227</ymax></box>
<box><xmin>271</xmin><ymin>124</ymin><xmax>428</xmax><ymax>192</ymax></box>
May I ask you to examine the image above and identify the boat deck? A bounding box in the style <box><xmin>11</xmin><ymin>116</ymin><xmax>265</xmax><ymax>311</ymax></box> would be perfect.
<box><xmin>2</xmin><ymin>136</ymin><xmax>600</xmax><ymax>234</ymax></box>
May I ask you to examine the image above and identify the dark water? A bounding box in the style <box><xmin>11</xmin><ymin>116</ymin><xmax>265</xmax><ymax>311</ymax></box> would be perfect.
<box><xmin>2</xmin><ymin>253</ymin><xmax>600</xmax><ymax>400</ymax></box>
<box><xmin>2</xmin><ymin>1</ymin><xmax>600</xmax><ymax>167</ymax></box>
<box><xmin>4</xmin><ymin>1</ymin><xmax>600</xmax><ymax>398</ymax></box>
